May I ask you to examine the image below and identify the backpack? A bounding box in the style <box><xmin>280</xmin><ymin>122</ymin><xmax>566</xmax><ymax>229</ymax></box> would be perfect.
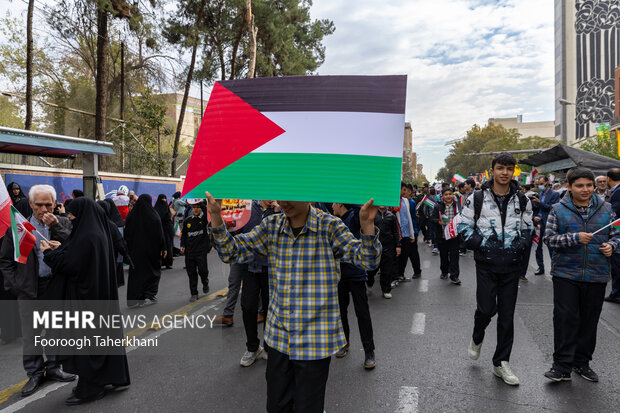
<box><xmin>473</xmin><ymin>189</ymin><xmax>528</xmax><ymax>224</ymax></box>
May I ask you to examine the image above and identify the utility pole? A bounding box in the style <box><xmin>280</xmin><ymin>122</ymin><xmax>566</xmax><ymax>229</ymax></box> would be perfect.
<box><xmin>200</xmin><ymin>82</ymin><xmax>204</xmax><ymax>120</ymax></box>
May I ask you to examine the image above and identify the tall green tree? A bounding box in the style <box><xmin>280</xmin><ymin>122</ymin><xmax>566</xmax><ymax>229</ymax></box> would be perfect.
<box><xmin>580</xmin><ymin>131</ymin><xmax>620</xmax><ymax>161</ymax></box>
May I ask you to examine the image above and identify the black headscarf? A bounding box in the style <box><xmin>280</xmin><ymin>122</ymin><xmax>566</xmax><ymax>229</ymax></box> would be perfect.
<box><xmin>125</xmin><ymin>194</ymin><xmax>163</xmax><ymax>249</ymax></box>
<box><xmin>7</xmin><ymin>182</ymin><xmax>26</xmax><ymax>204</ymax></box>
<box><xmin>43</xmin><ymin>197</ymin><xmax>117</xmax><ymax>300</ymax></box>
<box><xmin>102</xmin><ymin>198</ymin><xmax>124</xmax><ymax>227</ymax></box>
<box><xmin>97</xmin><ymin>200</ymin><xmax>130</xmax><ymax>263</ymax></box>
<box><xmin>153</xmin><ymin>194</ymin><xmax>171</xmax><ymax>223</ymax></box>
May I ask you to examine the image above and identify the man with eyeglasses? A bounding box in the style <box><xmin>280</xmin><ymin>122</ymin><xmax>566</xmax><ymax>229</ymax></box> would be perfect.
<box><xmin>0</xmin><ymin>184</ymin><xmax>75</xmax><ymax>397</ymax></box>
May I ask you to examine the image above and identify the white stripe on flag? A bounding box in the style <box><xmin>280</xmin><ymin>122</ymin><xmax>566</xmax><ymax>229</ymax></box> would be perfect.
<box><xmin>255</xmin><ymin>111</ymin><xmax>405</xmax><ymax>158</ymax></box>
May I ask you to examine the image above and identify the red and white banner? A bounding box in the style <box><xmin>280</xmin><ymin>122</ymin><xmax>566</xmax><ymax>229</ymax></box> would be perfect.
<box><xmin>10</xmin><ymin>205</ymin><xmax>36</xmax><ymax>264</ymax></box>
<box><xmin>444</xmin><ymin>215</ymin><xmax>460</xmax><ymax>240</ymax></box>
<box><xmin>532</xmin><ymin>226</ymin><xmax>540</xmax><ymax>249</ymax></box>
<box><xmin>0</xmin><ymin>175</ymin><xmax>12</xmax><ymax>238</ymax></box>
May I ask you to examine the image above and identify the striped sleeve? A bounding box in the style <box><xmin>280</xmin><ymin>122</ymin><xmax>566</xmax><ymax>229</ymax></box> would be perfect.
<box><xmin>329</xmin><ymin>219</ymin><xmax>381</xmax><ymax>271</ymax></box>
<box><xmin>210</xmin><ymin>220</ymin><xmax>269</xmax><ymax>264</ymax></box>
<box><xmin>543</xmin><ymin>209</ymin><xmax>579</xmax><ymax>248</ymax></box>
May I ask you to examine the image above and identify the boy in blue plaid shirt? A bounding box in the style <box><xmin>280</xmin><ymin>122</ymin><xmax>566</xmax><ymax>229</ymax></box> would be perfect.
<box><xmin>542</xmin><ymin>167</ymin><xmax>619</xmax><ymax>383</ymax></box>
<box><xmin>206</xmin><ymin>192</ymin><xmax>381</xmax><ymax>413</ymax></box>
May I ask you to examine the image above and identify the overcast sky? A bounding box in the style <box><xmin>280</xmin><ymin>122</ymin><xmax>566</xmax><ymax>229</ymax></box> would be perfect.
<box><xmin>310</xmin><ymin>0</ymin><xmax>555</xmax><ymax>179</ymax></box>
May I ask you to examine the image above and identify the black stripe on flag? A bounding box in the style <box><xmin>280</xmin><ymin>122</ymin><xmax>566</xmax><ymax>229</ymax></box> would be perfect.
<box><xmin>218</xmin><ymin>75</ymin><xmax>406</xmax><ymax>114</ymax></box>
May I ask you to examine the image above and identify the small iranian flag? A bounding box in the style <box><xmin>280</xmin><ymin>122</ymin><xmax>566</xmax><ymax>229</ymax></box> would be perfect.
<box><xmin>611</xmin><ymin>218</ymin><xmax>620</xmax><ymax>230</ymax></box>
<box><xmin>10</xmin><ymin>205</ymin><xmax>36</xmax><ymax>264</ymax></box>
<box><xmin>451</xmin><ymin>173</ymin><xmax>466</xmax><ymax>183</ymax></box>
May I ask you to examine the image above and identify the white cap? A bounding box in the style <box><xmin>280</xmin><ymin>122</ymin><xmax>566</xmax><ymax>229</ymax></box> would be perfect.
<box><xmin>118</xmin><ymin>185</ymin><xmax>129</xmax><ymax>196</ymax></box>
<box><xmin>187</xmin><ymin>198</ymin><xmax>203</xmax><ymax>205</ymax></box>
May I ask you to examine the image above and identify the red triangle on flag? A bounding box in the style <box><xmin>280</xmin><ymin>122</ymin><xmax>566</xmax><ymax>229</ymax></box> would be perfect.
<box><xmin>182</xmin><ymin>83</ymin><xmax>286</xmax><ymax>195</ymax></box>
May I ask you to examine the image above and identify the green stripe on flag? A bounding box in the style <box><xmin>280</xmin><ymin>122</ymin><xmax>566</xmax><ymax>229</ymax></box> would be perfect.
<box><xmin>9</xmin><ymin>205</ymin><xmax>20</xmax><ymax>260</ymax></box>
<box><xmin>185</xmin><ymin>153</ymin><xmax>402</xmax><ymax>206</ymax></box>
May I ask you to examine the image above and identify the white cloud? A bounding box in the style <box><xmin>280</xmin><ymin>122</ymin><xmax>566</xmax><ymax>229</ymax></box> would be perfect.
<box><xmin>311</xmin><ymin>0</ymin><xmax>554</xmax><ymax>179</ymax></box>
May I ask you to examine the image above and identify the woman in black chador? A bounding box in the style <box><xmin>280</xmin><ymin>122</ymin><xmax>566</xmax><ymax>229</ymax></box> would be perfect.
<box><xmin>97</xmin><ymin>199</ymin><xmax>131</xmax><ymax>287</ymax></box>
<box><xmin>42</xmin><ymin>197</ymin><xmax>130</xmax><ymax>406</ymax></box>
<box><xmin>154</xmin><ymin>194</ymin><xmax>174</xmax><ymax>269</ymax></box>
<box><xmin>124</xmin><ymin>194</ymin><xmax>165</xmax><ymax>307</ymax></box>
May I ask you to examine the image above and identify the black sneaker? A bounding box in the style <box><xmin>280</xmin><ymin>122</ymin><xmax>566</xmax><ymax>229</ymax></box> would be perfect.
<box><xmin>519</xmin><ymin>275</ymin><xmax>528</xmax><ymax>282</ymax></box>
<box><xmin>203</xmin><ymin>284</ymin><xmax>210</xmax><ymax>294</ymax></box>
<box><xmin>573</xmin><ymin>366</ymin><xmax>598</xmax><ymax>382</ymax></box>
<box><xmin>364</xmin><ymin>351</ymin><xmax>376</xmax><ymax>369</ymax></box>
<box><xmin>412</xmin><ymin>273</ymin><xmax>422</xmax><ymax>279</ymax></box>
<box><xmin>440</xmin><ymin>273</ymin><xmax>448</xmax><ymax>280</ymax></box>
<box><xmin>450</xmin><ymin>275</ymin><xmax>461</xmax><ymax>285</ymax></box>
<box><xmin>544</xmin><ymin>368</ymin><xmax>571</xmax><ymax>382</ymax></box>
<box><xmin>534</xmin><ymin>268</ymin><xmax>545</xmax><ymax>276</ymax></box>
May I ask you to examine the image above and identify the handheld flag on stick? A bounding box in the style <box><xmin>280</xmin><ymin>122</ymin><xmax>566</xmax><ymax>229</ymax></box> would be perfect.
<box><xmin>10</xmin><ymin>206</ymin><xmax>36</xmax><ymax>264</ymax></box>
<box><xmin>182</xmin><ymin>75</ymin><xmax>407</xmax><ymax>207</ymax></box>
<box><xmin>592</xmin><ymin>218</ymin><xmax>620</xmax><ymax>235</ymax></box>
<box><xmin>451</xmin><ymin>173</ymin><xmax>466</xmax><ymax>184</ymax></box>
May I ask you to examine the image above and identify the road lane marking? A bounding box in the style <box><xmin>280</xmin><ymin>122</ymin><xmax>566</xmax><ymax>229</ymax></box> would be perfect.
<box><xmin>418</xmin><ymin>280</ymin><xmax>428</xmax><ymax>292</ymax></box>
<box><xmin>396</xmin><ymin>386</ymin><xmax>419</xmax><ymax>413</ymax></box>
<box><xmin>410</xmin><ymin>313</ymin><xmax>425</xmax><ymax>335</ymax></box>
<box><xmin>0</xmin><ymin>382</ymin><xmax>27</xmax><ymax>404</ymax></box>
<box><xmin>0</xmin><ymin>382</ymin><xmax>66</xmax><ymax>413</ymax></box>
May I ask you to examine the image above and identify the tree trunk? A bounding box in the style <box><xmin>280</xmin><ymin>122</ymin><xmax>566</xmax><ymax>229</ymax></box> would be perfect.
<box><xmin>170</xmin><ymin>0</ymin><xmax>208</xmax><ymax>177</ymax></box>
<box><xmin>25</xmin><ymin>0</ymin><xmax>34</xmax><ymax>130</ymax></box>
<box><xmin>95</xmin><ymin>7</ymin><xmax>109</xmax><ymax>143</ymax></box>
<box><xmin>246</xmin><ymin>0</ymin><xmax>258</xmax><ymax>78</ymax></box>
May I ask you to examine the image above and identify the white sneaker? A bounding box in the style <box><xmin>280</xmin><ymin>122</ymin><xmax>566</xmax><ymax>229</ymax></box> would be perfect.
<box><xmin>240</xmin><ymin>346</ymin><xmax>263</xmax><ymax>367</ymax></box>
<box><xmin>382</xmin><ymin>292</ymin><xmax>392</xmax><ymax>299</ymax></box>
<box><xmin>468</xmin><ymin>339</ymin><xmax>482</xmax><ymax>360</ymax></box>
<box><xmin>493</xmin><ymin>361</ymin><xmax>520</xmax><ymax>386</ymax></box>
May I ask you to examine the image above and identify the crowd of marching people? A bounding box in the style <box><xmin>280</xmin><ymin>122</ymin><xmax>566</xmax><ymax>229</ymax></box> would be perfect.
<box><xmin>0</xmin><ymin>152</ymin><xmax>619</xmax><ymax>411</ymax></box>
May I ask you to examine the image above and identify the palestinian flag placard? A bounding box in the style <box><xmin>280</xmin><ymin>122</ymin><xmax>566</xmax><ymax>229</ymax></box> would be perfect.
<box><xmin>182</xmin><ymin>75</ymin><xmax>407</xmax><ymax>207</ymax></box>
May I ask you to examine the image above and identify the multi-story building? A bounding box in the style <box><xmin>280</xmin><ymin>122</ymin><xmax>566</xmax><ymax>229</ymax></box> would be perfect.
<box><xmin>555</xmin><ymin>0</ymin><xmax>619</xmax><ymax>145</ymax></box>
<box><xmin>159</xmin><ymin>93</ymin><xmax>207</xmax><ymax>147</ymax></box>
<box><xmin>402</xmin><ymin>122</ymin><xmax>425</xmax><ymax>182</ymax></box>
<box><xmin>488</xmin><ymin>115</ymin><xmax>555</xmax><ymax>140</ymax></box>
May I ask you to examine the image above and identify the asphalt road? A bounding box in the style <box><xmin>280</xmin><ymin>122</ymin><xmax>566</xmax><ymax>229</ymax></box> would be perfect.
<box><xmin>1</xmin><ymin>242</ymin><xmax>619</xmax><ymax>413</ymax></box>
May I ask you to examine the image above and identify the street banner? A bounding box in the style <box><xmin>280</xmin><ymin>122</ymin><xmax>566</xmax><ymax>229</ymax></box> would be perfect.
<box><xmin>0</xmin><ymin>175</ymin><xmax>11</xmax><ymax>238</ymax></box>
<box><xmin>532</xmin><ymin>226</ymin><xmax>540</xmax><ymax>249</ymax></box>
<box><xmin>444</xmin><ymin>215</ymin><xmax>460</xmax><ymax>240</ymax></box>
<box><xmin>10</xmin><ymin>205</ymin><xmax>36</xmax><ymax>264</ymax></box>
<box><xmin>181</xmin><ymin>75</ymin><xmax>407</xmax><ymax>207</ymax></box>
